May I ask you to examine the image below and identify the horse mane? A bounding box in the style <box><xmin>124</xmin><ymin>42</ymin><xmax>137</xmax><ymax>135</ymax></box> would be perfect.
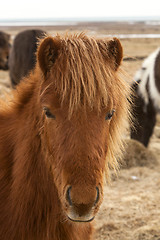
<box><xmin>39</xmin><ymin>33</ymin><xmax>120</xmax><ymax>113</ymax></box>
<box><xmin>38</xmin><ymin>33</ymin><xmax>131</xmax><ymax>173</ymax></box>
<box><xmin>1</xmin><ymin>33</ymin><xmax>131</xmax><ymax>176</ymax></box>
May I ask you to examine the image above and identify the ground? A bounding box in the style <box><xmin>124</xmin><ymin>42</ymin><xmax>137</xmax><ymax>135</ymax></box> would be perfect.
<box><xmin>0</xmin><ymin>21</ymin><xmax>160</xmax><ymax>239</ymax></box>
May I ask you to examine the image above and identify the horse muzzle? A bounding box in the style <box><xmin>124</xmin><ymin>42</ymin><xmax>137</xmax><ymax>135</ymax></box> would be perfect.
<box><xmin>64</xmin><ymin>185</ymin><xmax>102</xmax><ymax>223</ymax></box>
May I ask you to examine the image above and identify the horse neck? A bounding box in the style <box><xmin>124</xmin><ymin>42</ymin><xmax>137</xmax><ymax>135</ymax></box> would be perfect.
<box><xmin>0</xmin><ymin>74</ymin><xmax>94</xmax><ymax>240</ymax></box>
<box><xmin>0</xmin><ymin>74</ymin><xmax>61</xmax><ymax>238</ymax></box>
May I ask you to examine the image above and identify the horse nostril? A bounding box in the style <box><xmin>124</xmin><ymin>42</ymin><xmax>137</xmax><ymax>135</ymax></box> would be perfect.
<box><xmin>66</xmin><ymin>186</ymin><xmax>100</xmax><ymax>207</ymax></box>
<box><xmin>94</xmin><ymin>187</ymin><xmax>100</xmax><ymax>205</ymax></box>
<box><xmin>66</xmin><ymin>186</ymin><xmax>72</xmax><ymax>206</ymax></box>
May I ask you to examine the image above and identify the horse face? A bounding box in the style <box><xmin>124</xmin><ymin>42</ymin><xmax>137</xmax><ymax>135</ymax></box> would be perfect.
<box><xmin>38</xmin><ymin>35</ymin><xmax>123</xmax><ymax>222</ymax></box>
<box><xmin>41</xmin><ymin>93</ymin><xmax>114</xmax><ymax>222</ymax></box>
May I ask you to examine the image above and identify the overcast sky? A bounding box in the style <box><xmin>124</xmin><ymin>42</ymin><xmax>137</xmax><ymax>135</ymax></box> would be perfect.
<box><xmin>0</xmin><ymin>0</ymin><xmax>160</xmax><ymax>20</ymax></box>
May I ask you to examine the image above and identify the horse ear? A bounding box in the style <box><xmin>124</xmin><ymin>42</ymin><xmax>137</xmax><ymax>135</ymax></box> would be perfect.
<box><xmin>37</xmin><ymin>36</ymin><xmax>61</xmax><ymax>76</ymax></box>
<box><xmin>107</xmin><ymin>38</ymin><xmax>123</xmax><ymax>70</ymax></box>
<box><xmin>98</xmin><ymin>37</ymin><xmax>123</xmax><ymax>70</ymax></box>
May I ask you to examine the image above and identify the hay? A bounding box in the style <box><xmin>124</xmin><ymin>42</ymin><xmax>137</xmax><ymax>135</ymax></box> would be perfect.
<box><xmin>121</xmin><ymin>139</ymin><xmax>158</xmax><ymax>169</ymax></box>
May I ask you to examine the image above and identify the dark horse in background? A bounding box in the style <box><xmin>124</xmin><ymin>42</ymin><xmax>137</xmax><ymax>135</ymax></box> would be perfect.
<box><xmin>0</xmin><ymin>33</ymin><xmax>131</xmax><ymax>240</ymax></box>
<box><xmin>9</xmin><ymin>29</ymin><xmax>46</xmax><ymax>87</ymax></box>
<box><xmin>131</xmin><ymin>48</ymin><xmax>160</xmax><ymax>147</ymax></box>
<box><xmin>0</xmin><ymin>31</ymin><xmax>10</xmax><ymax>70</ymax></box>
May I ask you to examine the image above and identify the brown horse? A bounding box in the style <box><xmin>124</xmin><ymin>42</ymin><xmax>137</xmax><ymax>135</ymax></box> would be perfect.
<box><xmin>0</xmin><ymin>33</ymin><xmax>130</xmax><ymax>240</ymax></box>
<box><xmin>0</xmin><ymin>31</ymin><xmax>10</xmax><ymax>70</ymax></box>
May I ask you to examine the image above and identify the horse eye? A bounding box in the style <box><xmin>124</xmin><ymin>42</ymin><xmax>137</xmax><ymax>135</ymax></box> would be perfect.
<box><xmin>105</xmin><ymin>109</ymin><xmax>115</xmax><ymax>120</ymax></box>
<box><xmin>43</xmin><ymin>107</ymin><xmax>55</xmax><ymax>119</ymax></box>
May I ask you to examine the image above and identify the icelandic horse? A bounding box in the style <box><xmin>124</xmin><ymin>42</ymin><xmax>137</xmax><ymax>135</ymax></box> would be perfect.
<box><xmin>0</xmin><ymin>33</ymin><xmax>130</xmax><ymax>240</ymax></box>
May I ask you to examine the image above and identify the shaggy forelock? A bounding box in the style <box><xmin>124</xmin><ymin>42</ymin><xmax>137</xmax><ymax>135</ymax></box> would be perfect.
<box><xmin>47</xmin><ymin>33</ymin><xmax>119</xmax><ymax>115</ymax></box>
<box><xmin>40</xmin><ymin>33</ymin><xmax>131</xmax><ymax>173</ymax></box>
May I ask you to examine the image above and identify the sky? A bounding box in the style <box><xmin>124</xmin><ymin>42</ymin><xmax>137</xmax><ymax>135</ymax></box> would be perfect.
<box><xmin>0</xmin><ymin>0</ymin><xmax>160</xmax><ymax>20</ymax></box>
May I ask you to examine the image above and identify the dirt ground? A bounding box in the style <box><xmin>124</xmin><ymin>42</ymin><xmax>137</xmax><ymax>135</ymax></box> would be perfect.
<box><xmin>0</xmin><ymin>21</ymin><xmax>160</xmax><ymax>240</ymax></box>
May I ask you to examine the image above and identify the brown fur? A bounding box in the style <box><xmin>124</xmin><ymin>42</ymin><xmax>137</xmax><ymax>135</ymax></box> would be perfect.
<box><xmin>0</xmin><ymin>33</ymin><xmax>131</xmax><ymax>240</ymax></box>
<box><xmin>0</xmin><ymin>31</ymin><xmax>10</xmax><ymax>70</ymax></box>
